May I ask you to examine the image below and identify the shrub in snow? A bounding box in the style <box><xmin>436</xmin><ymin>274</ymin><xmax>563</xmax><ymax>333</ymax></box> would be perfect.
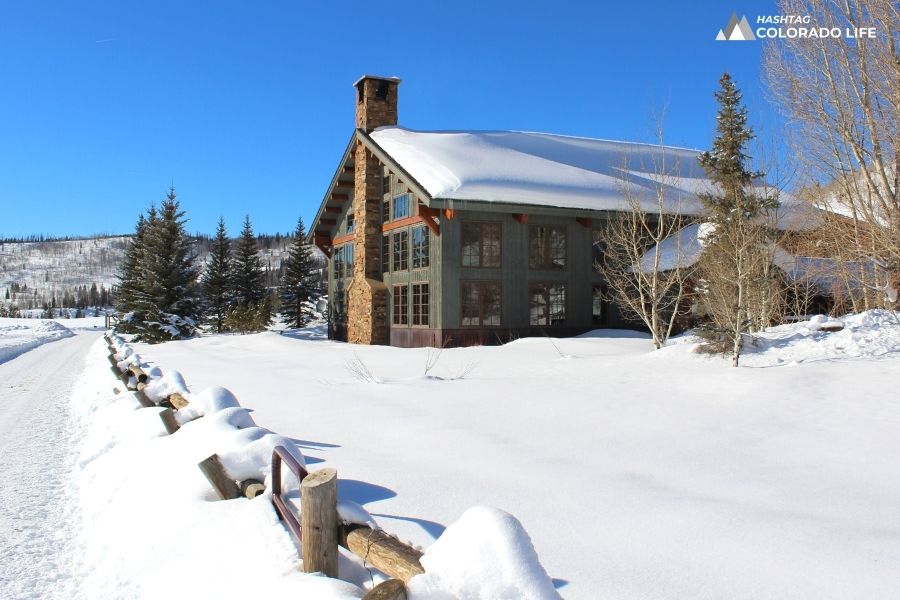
<box><xmin>407</xmin><ymin>506</ymin><xmax>560</xmax><ymax>600</ymax></box>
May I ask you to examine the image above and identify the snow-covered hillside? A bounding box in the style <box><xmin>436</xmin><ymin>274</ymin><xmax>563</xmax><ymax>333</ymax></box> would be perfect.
<box><xmin>0</xmin><ymin>234</ymin><xmax>312</xmax><ymax>312</ymax></box>
<box><xmin>0</xmin><ymin>237</ymin><xmax>128</xmax><ymax>309</ymax></box>
<box><xmin>110</xmin><ymin>312</ymin><xmax>900</xmax><ymax>600</ymax></box>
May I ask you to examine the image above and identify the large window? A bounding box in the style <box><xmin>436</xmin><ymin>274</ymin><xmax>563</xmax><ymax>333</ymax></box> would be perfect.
<box><xmin>461</xmin><ymin>281</ymin><xmax>501</xmax><ymax>327</ymax></box>
<box><xmin>412</xmin><ymin>283</ymin><xmax>429</xmax><ymax>326</ymax></box>
<box><xmin>529</xmin><ymin>226</ymin><xmax>567</xmax><ymax>269</ymax></box>
<box><xmin>461</xmin><ymin>223</ymin><xmax>501</xmax><ymax>268</ymax></box>
<box><xmin>412</xmin><ymin>226</ymin><xmax>429</xmax><ymax>269</ymax></box>
<box><xmin>393</xmin><ymin>284</ymin><xmax>408</xmax><ymax>325</ymax></box>
<box><xmin>392</xmin><ymin>193</ymin><xmax>410</xmax><ymax>220</ymax></box>
<box><xmin>392</xmin><ymin>230</ymin><xmax>408</xmax><ymax>271</ymax></box>
<box><xmin>529</xmin><ymin>282</ymin><xmax>566</xmax><ymax>326</ymax></box>
<box><xmin>333</xmin><ymin>244</ymin><xmax>354</xmax><ymax>280</ymax></box>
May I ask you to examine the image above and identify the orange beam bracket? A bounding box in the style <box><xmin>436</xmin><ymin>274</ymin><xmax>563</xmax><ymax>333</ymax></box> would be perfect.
<box><xmin>512</xmin><ymin>213</ymin><xmax>529</xmax><ymax>224</ymax></box>
<box><xmin>576</xmin><ymin>217</ymin><xmax>592</xmax><ymax>229</ymax></box>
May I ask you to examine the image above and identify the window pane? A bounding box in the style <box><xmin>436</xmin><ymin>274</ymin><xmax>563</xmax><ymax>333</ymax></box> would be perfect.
<box><xmin>393</xmin><ymin>230</ymin><xmax>408</xmax><ymax>271</ymax></box>
<box><xmin>413</xmin><ymin>283</ymin><xmax>429</xmax><ymax>326</ymax></box>
<box><xmin>393</xmin><ymin>285</ymin><xmax>408</xmax><ymax>325</ymax></box>
<box><xmin>549</xmin><ymin>283</ymin><xmax>566</xmax><ymax>324</ymax></box>
<box><xmin>461</xmin><ymin>282</ymin><xmax>480</xmax><ymax>326</ymax></box>
<box><xmin>592</xmin><ymin>285</ymin><xmax>603</xmax><ymax>325</ymax></box>
<box><xmin>529</xmin><ymin>227</ymin><xmax>545</xmax><ymax>269</ymax></box>
<box><xmin>483</xmin><ymin>283</ymin><xmax>501</xmax><ymax>326</ymax></box>
<box><xmin>550</xmin><ymin>228</ymin><xmax>566</xmax><ymax>268</ymax></box>
<box><xmin>461</xmin><ymin>223</ymin><xmax>480</xmax><ymax>267</ymax></box>
<box><xmin>529</xmin><ymin>285</ymin><xmax>547</xmax><ymax>325</ymax></box>
<box><xmin>382</xmin><ymin>199</ymin><xmax>390</xmax><ymax>224</ymax></box>
<box><xmin>592</xmin><ymin>229</ymin><xmax>606</xmax><ymax>273</ymax></box>
<box><xmin>382</xmin><ymin>234</ymin><xmax>389</xmax><ymax>273</ymax></box>
<box><xmin>482</xmin><ymin>224</ymin><xmax>501</xmax><ymax>267</ymax></box>
<box><xmin>412</xmin><ymin>226</ymin><xmax>429</xmax><ymax>269</ymax></box>
<box><xmin>346</xmin><ymin>214</ymin><xmax>355</xmax><ymax>234</ymax></box>
<box><xmin>392</xmin><ymin>194</ymin><xmax>410</xmax><ymax>220</ymax></box>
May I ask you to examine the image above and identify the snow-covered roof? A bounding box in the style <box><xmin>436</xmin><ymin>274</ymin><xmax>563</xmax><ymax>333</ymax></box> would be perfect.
<box><xmin>369</xmin><ymin>127</ymin><xmax>824</xmax><ymax>230</ymax></box>
<box><xmin>633</xmin><ymin>223</ymin><xmax>709</xmax><ymax>273</ymax></box>
<box><xmin>370</xmin><ymin>126</ymin><xmax>709</xmax><ymax>214</ymax></box>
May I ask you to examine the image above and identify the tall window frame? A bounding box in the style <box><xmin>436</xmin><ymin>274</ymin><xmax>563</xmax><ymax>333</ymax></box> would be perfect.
<box><xmin>461</xmin><ymin>222</ymin><xmax>501</xmax><ymax>268</ymax></box>
<box><xmin>529</xmin><ymin>282</ymin><xmax>567</xmax><ymax>326</ymax></box>
<box><xmin>412</xmin><ymin>283</ymin><xmax>429</xmax><ymax>326</ymax></box>
<box><xmin>460</xmin><ymin>281</ymin><xmax>502</xmax><ymax>327</ymax></box>
<box><xmin>412</xmin><ymin>225</ymin><xmax>429</xmax><ymax>269</ymax></box>
<box><xmin>529</xmin><ymin>226</ymin><xmax>567</xmax><ymax>270</ymax></box>
<box><xmin>392</xmin><ymin>230</ymin><xmax>408</xmax><ymax>271</ymax></box>
<box><xmin>392</xmin><ymin>284</ymin><xmax>409</xmax><ymax>326</ymax></box>
<box><xmin>392</xmin><ymin>193</ymin><xmax>410</xmax><ymax>220</ymax></box>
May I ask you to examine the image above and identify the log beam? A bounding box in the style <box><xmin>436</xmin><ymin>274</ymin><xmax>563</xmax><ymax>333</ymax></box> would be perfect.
<box><xmin>340</xmin><ymin>526</ymin><xmax>425</xmax><ymax>582</ymax></box>
<box><xmin>198</xmin><ymin>454</ymin><xmax>241</xmax><ymax>500</ymax></box>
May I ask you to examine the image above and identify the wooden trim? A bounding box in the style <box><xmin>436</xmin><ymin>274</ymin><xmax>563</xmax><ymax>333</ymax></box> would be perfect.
<box><xmin>320</xmin><ymin>218</ymin><xmax>336</xmax><ymax>226</ymax></box>
<box><xmin>332</xmin><ymin>233</ymin><xmax>355</xmax><ymax>246</ymax></box>
<box><xmin>576</xmin><ymin>217</ymin><xmax>592</xmax><ymax>228</ymax></box>
<box><xmin>331</xmin><ymin>192</ymin><xmax>349</xmax><ymax>201</ymax></box>
<box><xmin>382</xmin><ymin>215</ymin><xmax>426</xmax><ymax>233</ymax></box>
<box><xmin>342</xmin><ymin>165</ymin><xmax>354</xmax><ymax>173</ymax></box>
<box><xmin>324</xmin><ymin>206</ymin><xmax>342</xmax><ymax>214</ymax></box>
<box><xmin>512</xmin><ymin>213</ymin><xmax>529</xmax><ymax>224</ymax></box>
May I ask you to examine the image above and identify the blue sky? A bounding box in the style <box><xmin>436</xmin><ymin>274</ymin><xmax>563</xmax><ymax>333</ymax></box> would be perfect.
<box><xmin>0</xmin><ymin>0</ymin><xmax>781</xmax><ymax>238</ymax></box>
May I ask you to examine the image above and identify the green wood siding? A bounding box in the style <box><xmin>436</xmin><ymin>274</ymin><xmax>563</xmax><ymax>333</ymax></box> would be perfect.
<box><xmin>440</xmin><ymin>211</ymin><xmax>607</xmax><ymax>330</ymax></box>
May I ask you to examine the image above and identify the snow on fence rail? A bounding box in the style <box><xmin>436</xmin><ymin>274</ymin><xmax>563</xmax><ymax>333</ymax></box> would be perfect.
<box><xmin>104</xmin><ymin>332</ymin><xmax>559</xmax><ymax>599</ymax></box>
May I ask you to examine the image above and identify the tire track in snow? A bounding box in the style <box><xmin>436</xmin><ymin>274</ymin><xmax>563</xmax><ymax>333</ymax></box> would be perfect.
<box><xmin>0</xmin><ymin>332</ymin><xmax>101</xmax><ymax>600</ymax></box>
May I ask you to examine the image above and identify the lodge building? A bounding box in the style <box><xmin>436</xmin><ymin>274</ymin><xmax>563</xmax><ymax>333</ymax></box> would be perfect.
<box><xmin>308</xmin><ymin>75</ymin><xmax>715</xmax><ymax>347</ymax></box>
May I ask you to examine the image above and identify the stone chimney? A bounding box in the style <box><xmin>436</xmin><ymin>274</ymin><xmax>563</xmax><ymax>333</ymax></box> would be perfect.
<box><xmin>354</xmin><ymin>75</ymin><xmax>400</xmax><ymax>132</ymax></box>
<box><xmin>347</xmin><ymin>76</ymin><xmax>400</xmax><ymax>345</ymax></box>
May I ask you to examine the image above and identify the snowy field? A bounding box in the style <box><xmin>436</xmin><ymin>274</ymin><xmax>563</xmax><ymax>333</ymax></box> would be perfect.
<box><xmin>5</xmin><ymin>314</ymin><xmax>898</xmax><ymax>598</ymax></box>
<box><xmin>106</xmin><ymin>312</ymin><xmax>900</xmax><ymax>600</ymax></box>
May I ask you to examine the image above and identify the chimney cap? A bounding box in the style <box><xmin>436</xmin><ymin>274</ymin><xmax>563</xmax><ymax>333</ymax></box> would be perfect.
<box><xmin>353</xmin><ymin>74</ymin><xmax>402</xmax><ymax>88</ymax></box>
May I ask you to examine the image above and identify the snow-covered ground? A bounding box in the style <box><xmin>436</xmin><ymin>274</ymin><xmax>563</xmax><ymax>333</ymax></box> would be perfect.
<box><xmin>113</xmin><ymin>313</ymin><xmax>900</xmax><ymax>600</ymax></box>
<box><xmin>0</xmin><ymin>318</ymin><xmax>76</xmax><ymax>364</ymax></box>
<box><xmin>4</xmin><ymin>313</ymin><xmax>899</xmax><ymax>599</ymax></box>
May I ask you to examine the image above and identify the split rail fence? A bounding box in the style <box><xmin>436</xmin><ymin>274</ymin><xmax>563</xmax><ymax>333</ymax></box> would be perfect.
<box><xmin>105</xmin><ymin>332</ymin><xmax>424</xmax><ymax>600</ymax></box>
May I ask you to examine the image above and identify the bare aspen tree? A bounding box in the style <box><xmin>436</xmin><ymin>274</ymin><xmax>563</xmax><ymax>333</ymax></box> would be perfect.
<box><xmin>764</xmin><ymin>0</ymin><xmax>899</xmax><ymax>307</ymax></box>
<box><xmin>600</xmin><ymin>124</ymin><xmax>692</xmax><ymax>350</ymax></box>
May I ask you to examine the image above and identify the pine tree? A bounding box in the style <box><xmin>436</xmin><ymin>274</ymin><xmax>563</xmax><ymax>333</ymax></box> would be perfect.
<box><xmin>231</xmin><ymin>215</ymin><xmax>267</xmax><ymax>306</ymax></box>
<box><xmin>279</xmin><ymin>216</ymin><xmax>318</xmax><ymax>328</ymax></box>
<box><xmin>696</xmin><ymin>73</ymin><xmax>779</xmax><ymax>367</ymax></box>
<box><xmin>201</xmin><ymin>216</ymin><xmax>233</xmax><ymax>332</ymax></box>
<box><xmin>227</xmin><ymin>215</ymin><xmax>271</xmax><ymax>331</ymax></box>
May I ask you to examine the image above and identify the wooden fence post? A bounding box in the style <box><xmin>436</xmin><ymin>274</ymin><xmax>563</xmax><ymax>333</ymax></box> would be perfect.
<box><xmin>198</xmin><ymin>454</ymin><xmax>241</xmax><ymax>500</ymax></box>
<box><xmin>159</xmin><ymin>408</ymin><xmax>180</xmax><ymax>434</ymax></box>
<box><xmin>301</xmin><ymin>468</ymin><xmax>338</xmax><ymax>577</ymax></box>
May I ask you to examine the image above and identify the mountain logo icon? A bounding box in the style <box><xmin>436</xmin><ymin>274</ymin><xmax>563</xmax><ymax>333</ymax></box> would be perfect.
<box><xmin>716</xmin><ymin>13</ymin><xmax>756</xmax><ymax>41</ymax></box>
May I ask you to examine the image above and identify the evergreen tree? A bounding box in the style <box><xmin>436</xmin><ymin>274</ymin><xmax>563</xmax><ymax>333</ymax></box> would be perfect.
<box><xmin>227</xmin><ymin>215</ymin><xmax>271</xmax><ymax>331</ymax></box>
<box><xmin>231</xmin><ymin>215</ymin><xmax>267</xmax><ymax>306</ymax></box>
<box><xmin>115</xmin><ymin>211</ymin><xmax>150</xmax><ymax>321</ymax></box>
<box><xmin>279</xmin><ymin>216</ymin><xmax>318</xmax><ymax>328</ymax></box>
<box><xmin>696</xmin><ymin>73</ymin><xmax>779</xmax><ymax>367</ymax></box>
<box><xmin>200</xmin><ymin>216</ymin><xmax>233</xmax><ymax>332</ymax></box>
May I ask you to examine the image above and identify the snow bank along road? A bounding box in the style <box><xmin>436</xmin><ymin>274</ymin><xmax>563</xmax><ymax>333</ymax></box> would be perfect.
<box><xmin>0</xmin><ymin>331</ymin><xmax>100</xmax><ymax>600</ymax></box>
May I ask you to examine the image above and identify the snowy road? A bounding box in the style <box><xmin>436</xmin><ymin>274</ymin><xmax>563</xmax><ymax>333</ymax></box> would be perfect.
<box><xmin>0</xmin><ymin>332</ymin><xmax>101</xmax><ymax>600</ymax></box>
